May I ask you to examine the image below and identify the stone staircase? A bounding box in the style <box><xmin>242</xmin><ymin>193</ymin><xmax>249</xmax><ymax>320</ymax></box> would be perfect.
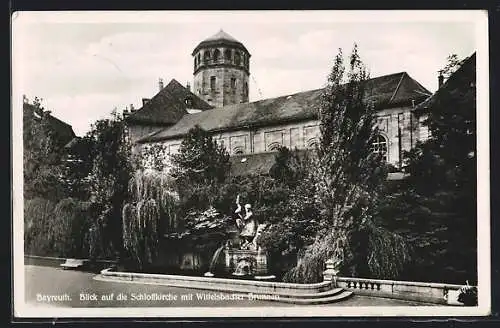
<box><xmin>254</xmin><ymin>287</ymin><xmax>353</xmax><ymax>305</ymax></box>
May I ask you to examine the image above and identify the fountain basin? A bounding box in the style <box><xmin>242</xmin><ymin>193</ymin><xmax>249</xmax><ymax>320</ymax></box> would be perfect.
<box><xmin>225</xmin><ymin>249</ymin><xmax>269</xmax><ymax>276</ymax></box>
<box><xmin>96</xmin><ymin>267</ymin><xmax>353</xmax><ymax>305</ymax></box>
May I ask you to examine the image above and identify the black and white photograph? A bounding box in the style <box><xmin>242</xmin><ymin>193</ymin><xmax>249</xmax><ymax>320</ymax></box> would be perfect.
<box><xmin>12</xmin><ymin>10</ymin><xmax>490</xmax><ymax>318</ymax></box>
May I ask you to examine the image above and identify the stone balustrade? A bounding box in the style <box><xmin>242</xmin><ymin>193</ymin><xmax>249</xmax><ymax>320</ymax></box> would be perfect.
<box><xmin>322</xmin><ymin>258</ymin><xmax>471</xmax><ymax>305</ymax></box>
<box><xmin>334</xmin><ymin>276</ymin><xmax>466</xmax><ymax>305</ymax></box>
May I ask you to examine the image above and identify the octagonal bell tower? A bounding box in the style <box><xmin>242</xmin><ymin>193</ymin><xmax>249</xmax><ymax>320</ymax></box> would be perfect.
<box><xmin>192</xmin><ymin>30</ymin><xmax>250</xmax><ymax>108</ymax></box>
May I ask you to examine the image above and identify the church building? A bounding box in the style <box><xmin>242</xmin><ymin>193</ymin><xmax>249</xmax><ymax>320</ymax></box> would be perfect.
<box><xmin>125</xmin><ymin>30</ymin><xmax>433</xmax><ymax>174</ymax></box>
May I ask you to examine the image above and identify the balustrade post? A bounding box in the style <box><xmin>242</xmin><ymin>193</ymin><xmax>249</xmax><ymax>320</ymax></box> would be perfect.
<box><xmin>322</xmin><ymin>258</ymin><xmax>340</xmax><ymax>287</ymax></box>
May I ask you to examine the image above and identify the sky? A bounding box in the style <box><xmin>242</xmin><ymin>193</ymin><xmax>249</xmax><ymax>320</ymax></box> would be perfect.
<box><xmin>12</xmin><ymin>11</ymin><xmax>486</xmax><ymax>136</ymax></box>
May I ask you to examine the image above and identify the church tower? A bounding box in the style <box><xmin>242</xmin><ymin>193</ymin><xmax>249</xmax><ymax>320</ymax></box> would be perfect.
<box><xmin>192</xmin><ymin>30</ymin><xmax>250</xmax><ymax>108</ymax></box>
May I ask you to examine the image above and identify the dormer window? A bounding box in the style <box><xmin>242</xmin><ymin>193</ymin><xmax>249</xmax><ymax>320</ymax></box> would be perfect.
<box><xmin>185</xmin><ymin>97</ymin><xmax>193</xmax><ymax>107</ymax></box>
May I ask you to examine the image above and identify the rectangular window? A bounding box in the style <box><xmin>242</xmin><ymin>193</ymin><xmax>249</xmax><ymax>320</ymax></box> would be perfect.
<box><xmin>231</xmin><ymin>77</ymin><xmax>236</xmax><ymax>89</ymax></box>
<box><xmin>210</xmin><ymin>76</ymin><xmax>216</xmax><ymax>91</ymax></box>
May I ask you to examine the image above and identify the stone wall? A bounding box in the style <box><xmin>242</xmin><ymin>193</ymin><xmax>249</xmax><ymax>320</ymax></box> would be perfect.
<box><xmin>127</xmin><ymin>123</ymin><xmax>166</xmax><ymax>146</ymax></box>
<box><xmin>193</xmin><ymin>66</ymin><xmax>249</xmax><ymax>108</ymax></box>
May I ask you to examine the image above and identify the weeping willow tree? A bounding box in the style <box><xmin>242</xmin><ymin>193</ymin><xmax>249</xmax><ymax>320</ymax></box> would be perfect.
<box><xmin>122</xmin><ymin>170</ymin><xmax>179</xmax><ymax>269</ymax></box>
<box><xmin>284</xmin><ymin>45</ymin><xmax>411</xmax><ymax>283</ymax></box>
<box><xmin>24</xmin><ymin>197</ymin><xmax>56</xmax><ymax>256</ymax></box>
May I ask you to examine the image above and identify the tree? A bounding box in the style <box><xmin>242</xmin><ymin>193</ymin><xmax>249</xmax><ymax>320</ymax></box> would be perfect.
<box><xmin>23</xmin><ymin>97</ymin><xmax>67</xmax><ymax>201</ymax></box>
<box><xmin>140</xmin><ymin>143</ymin><xmax>168</xmax><ymax>171</ymax></box>
<box><xmin>269</xmin><ymin>146</ymin><xmax>310</xmax><ymax>188</ymax></box>
<box><xmin>284</xmin><ymin>45</ymin><xmax>410</xmax><ymax>283</ymax></box>
<box><xmin>170</xmin><ymin>125</ymin><xmax>230</xmax><ymax>210</ymax></box>
<box><xmin>440</xmin><ymin>54</ymin><xmax>462</xmax><ymax>81</ymax></box>
<box><xmin>86</xmin><ymin>112</ymin><xmax>134</xmax><ymax>259</ymax></box>
<box><xmin>395</xmin><ymin>53</ymin><xmax>477</xmax><ymax>284</ymax></box>
<box><xmin>61</xmin><ymin>136</ymin><xmax>95</xmax><ymax>200</ymax></box>
<box><xmin>122</xmin><ymin>170</ymin><xmax>179</xmax><ymax>269</ymax></box>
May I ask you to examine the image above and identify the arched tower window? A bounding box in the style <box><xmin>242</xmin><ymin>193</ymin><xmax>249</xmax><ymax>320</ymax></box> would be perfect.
<box><xmin>244</xmin><ymin>82</ymin><xmax>249</xmax><ymax>97</ymax></box>
<box><xmin>213</xmin><ymin>49</ymin><xmax>221</xmax><ymax>62</ymax></box>
<box><xmin>371</xmin><ymin>134</ymin><xmax>388</xmax><ymax>161</ymax></box>
<box><xmin>234</xmin><ymin>52</ymin><xmax>241</xmax><ymax>65</ymax></box>
<box><xmin>203</xmin><ymin>51</ymin><xmax>211</xmax><ymax>64</ymax></box>
<box><xmin>224</xmin><ymin>49</ymin><xmax>232</xmax><ymax>61</ymax></box>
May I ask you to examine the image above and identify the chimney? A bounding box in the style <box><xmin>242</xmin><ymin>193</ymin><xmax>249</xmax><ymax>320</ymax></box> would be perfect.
<box><xmin>142</xmin><ymin>98</ymin><xmax>150</xmax><ymax>106</ymax></box>
<box><xmin>186</xmin><ymin>82</ymin><xmax>191</xmax><ymax>91</ymax></box>
<box><xmin>158</xmin><ymin>78</ymin><xmax>164</xmax><ymax>91</ymax></box>
<box><xmin>438</xmin><ymin>71</ymin><xmax>444</xmax><ymax>88</ymax></box>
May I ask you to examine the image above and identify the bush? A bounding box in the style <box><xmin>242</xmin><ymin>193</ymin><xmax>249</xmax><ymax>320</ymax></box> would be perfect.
<box><xmin>24</xmin><ymin>198</ymin><xmax>57</xmax><ymax>256</ymax></box>
<box><xmin>52</xmin><ymin>198</ymin><xmax>92</xmax><ymax>258</ymax></box>
<box><xmin>24</xmin><ymin>197</ymin><xmax>91</xmax><ymax>258</ymax></box>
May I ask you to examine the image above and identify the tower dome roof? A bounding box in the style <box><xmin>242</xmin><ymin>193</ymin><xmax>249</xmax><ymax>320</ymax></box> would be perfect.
<box><xmin>192</xmin><ymin>29</ymin><xmax>250</xmax><ymax>55</ymax></box>
<box><xmin>204</xmin><ymin>29</ymin><xmax>239</xmax><ymax>42</ymax></box>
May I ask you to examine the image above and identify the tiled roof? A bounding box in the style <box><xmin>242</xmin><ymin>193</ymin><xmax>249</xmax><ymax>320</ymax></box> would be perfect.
<box><xmin>229</xmin><ymin>150</ymin><xmax>408</xmax><ymax>180</ymax></box>
<box><xmin>138</xmin><ymin>72</ymin><xmax>431</xmax><ymax>143</ymax></box>
<box><xmin>23</xmin><ymin>102</ymin><xmax>76</xmax><ymax>146</ymax></box>
<box><xmin>414</xmin><ymin>53</ymin><xmax>476</xmax><ymax>112</ymax></box>
<box><xmin>229</xmin><ymin>152</ymin><xmax>278</xmax><ymax>177</ymax></box>
<box><xmin>125</xmin><ymin>79</ymin><xmax>213</xmax><ymax>125</ymax></box>
<box><xmin>192</xmin><ymin>30</ymin><xmax>249</xmax><ymax>55</ymax></box>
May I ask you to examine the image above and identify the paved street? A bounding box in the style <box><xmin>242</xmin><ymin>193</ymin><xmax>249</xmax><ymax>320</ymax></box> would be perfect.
<box><xmin>24</xmin><ymin>265</ymin><xmax>432</xmax><ymax>308</ymax></box>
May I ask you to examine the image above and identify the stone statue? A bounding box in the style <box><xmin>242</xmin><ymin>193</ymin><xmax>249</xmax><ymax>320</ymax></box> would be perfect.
<box><xmin>235</xmin><ymin>195</ymin><xmax>257</xmax><ymax>250</ymax></box>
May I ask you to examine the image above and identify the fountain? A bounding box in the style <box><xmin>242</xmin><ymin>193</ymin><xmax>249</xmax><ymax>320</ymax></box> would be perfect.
<box><xmin>203</xmin><ymin>241</ymin><xmax>229</xmax><ymax>277</ymax></box>
<box><xmin>204</xmin><ymin>196</ymin><xmax>275</xmax><ymax>280</ymax></box>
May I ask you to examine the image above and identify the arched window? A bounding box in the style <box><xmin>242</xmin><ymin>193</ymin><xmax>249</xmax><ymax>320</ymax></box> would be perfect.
<box><xmin>234</xmin><ymin>52</ymin><xmax>241</xmax><ymax>65</ymax></box>
<box><xmin>213</xmin><ymin>49</ymin><xmax>221</xmax><ymax>62</ymax></box>
<box><xmin>224</xmin><ymin>49</ymin><xmax>232</xmax><ymax>61</ymax></box>
<box><xmin>244</xmin><ymin>82</ymin><xmax>249</xmax><ymax>97</ymax></box>
<box><xmin>197</xmin><ymin>53</ymin><xmax>201</xmax><ymax>65</ymax></box>
<box><xmin>233</xmin><ymin>146</ymin><xmax>244</xmax><ymax>155</ymax></box>
<box><xmin>267</xmin><ymin>142</ymin><xmax>281</xmax><ymax>152</ymax></box>
<box><xmin>203</xmin><ymin>51</ymin><xmax>211</xmax><ymax>64</ymax></box>
<box><xmin>371</xmin><ymin>134</ymin><xmax>388</xmax><ymax>161</ymax></box>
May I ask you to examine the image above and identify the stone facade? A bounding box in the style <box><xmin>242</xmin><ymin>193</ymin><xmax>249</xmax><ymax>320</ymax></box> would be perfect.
<box><xmin>146</xmin><ymin>108</ymin><xmax>424</xmax><ymax>169</ymax></box>
<box><xmin>127</xmin><ymin>123</ymin><xmax>167</xmax><ymax>146</ymax></box>
<box><xmin>193</xmin><ymin>66</ymin><xmax>249</xmax><ymax>108</ymax></box>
